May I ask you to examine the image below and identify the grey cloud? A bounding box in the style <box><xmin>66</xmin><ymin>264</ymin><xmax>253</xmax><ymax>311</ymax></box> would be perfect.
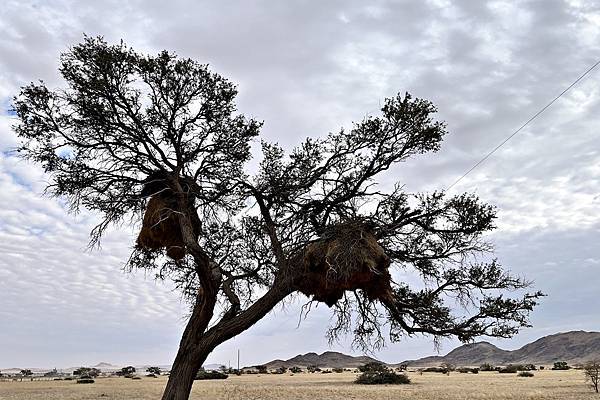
<box><xmin>1</xmin><ymin>0</ymin><xmax>600</xmax><ymax>368</ymax></box>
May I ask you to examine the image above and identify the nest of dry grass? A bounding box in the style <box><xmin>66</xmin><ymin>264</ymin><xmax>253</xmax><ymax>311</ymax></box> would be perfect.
<box><xmin>136</xmin><ymin>171</ymin><xmax>201</xmax><ymax>260</ymax></box>
<box><xmin>297</xmin><ymin>222</ymin><xmax>392</xmax><ymax>306</ymax></box>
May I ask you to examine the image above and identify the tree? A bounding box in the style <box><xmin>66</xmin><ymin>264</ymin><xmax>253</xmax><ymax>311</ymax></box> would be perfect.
<box><xmin>116</xmin><ymin>366</ymin><xmax>136</xmax><ymax>376</ymax></box>
<box><xmin>147</xmin><ymin>366</ymin><xmax>162</xmax><ymax>375</ymax></box>
<box><xmin>552</xmin><ymin>361</ymin><xmax>570</xmax><ymax>370</ymax></box>
<box><xmin>584</xmin><ymin>361</ymin><xmax>600</xmax><ymax>393</ymax></box>
<box><xmin>440</xmin><ymin>362</ymin><xmax>456</xmax><ymax>374</ymax></box>
<box><xmin>20</xmin><ymin>370</ymin><xmax>33</xmax><ymax>377</ymax></box>
<box><xmin>13</xmin><ymin>37</ymin><xmax>542</xmax><ymax>400</ymax></box>
<box><xmin>73</xmin><ymin>367</ymin><xmax>100</xmax><ymax>377</ymax></box>
<box><xmin>256</xmin><ymin>365</ymin><xmax>268</xmax><ymax>374</ymax></box>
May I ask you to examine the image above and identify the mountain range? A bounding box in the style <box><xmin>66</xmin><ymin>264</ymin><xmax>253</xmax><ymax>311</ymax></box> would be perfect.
<box><xmin>403</xmin><ymin>330</ymin><xmax>600</xmax><ymax>366</ymax></box>
<box><xmin>264</xmin><ymin>351</ymin><xmax>380</xmax><ymax>369</ymax></box>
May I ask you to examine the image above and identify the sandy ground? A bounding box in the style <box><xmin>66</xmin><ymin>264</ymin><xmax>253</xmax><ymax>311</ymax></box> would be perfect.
<box><xmin>0</xmin><ymin>370</ymin><xmax>597</xmax><ymax>400</ymax></box>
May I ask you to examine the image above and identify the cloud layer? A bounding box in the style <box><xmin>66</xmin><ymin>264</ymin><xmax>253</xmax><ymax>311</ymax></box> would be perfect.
<box><xmin>1</xmin><ymin>0</ymin><xmax>600</xmax><ymax>368</ymax></box>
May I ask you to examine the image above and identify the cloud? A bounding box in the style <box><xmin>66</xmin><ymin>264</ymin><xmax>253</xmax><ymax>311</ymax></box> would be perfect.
<box><xmin>1</xmin><ymin>0</ymin><xmax>600</xmax><ymax>368</ymax></box>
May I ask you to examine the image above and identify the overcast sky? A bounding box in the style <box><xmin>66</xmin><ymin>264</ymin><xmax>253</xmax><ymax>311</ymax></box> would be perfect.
<box><xmin>1</xmin><ymin>0</ymin><xmax>600</xmax><ymax>369</ymax></box>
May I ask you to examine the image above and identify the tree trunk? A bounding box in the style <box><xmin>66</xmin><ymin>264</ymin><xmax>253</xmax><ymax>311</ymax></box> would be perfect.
<box><xmin>161</xmin><ymin>341</ymin><xmax>211</xmax><ymax>400</ymax></box>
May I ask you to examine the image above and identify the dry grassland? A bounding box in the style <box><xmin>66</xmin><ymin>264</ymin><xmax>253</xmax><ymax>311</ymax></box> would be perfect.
<box><xmin>0</xmin><ymin>370</ymin><xmax>597</xmax><ymax>400</ymax></box>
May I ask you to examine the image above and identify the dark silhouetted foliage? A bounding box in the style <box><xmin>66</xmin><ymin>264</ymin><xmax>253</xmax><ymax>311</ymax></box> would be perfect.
<box><xmin>552</xmin><ymin>361</ymin><xmax>570</xmax><ymax>370</ymax></box>
<box><xmin>194</xmin><ymin>370</ymin><xmax>228</xmax><ymax>380</ymax></box>
<box><xmin>355</xmin><ymin>363</ymin><xmax>410</xmax><ymax>385</ymax></box>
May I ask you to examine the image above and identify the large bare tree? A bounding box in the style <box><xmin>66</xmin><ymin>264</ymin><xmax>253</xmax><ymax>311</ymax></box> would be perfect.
<box><xmin>13</xmin><ymin>37</ymin><xmax>542</xmax><ymax>400</ymax></box>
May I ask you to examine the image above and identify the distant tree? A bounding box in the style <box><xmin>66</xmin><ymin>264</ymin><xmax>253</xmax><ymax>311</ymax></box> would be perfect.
<box><xmin>14</xmin><ymin>36</ymin><xmax>542</xmax><ymax>400</ymax></box>
<box><xmin>479</xmin><ymin>363</ymin><xmax>495</xmax><ymax>371</ymax></box>
<box><xmin>583</xmin><ymin>361</ymin><xmax>600</xmax><ymax>393</ymax></box>
<box><xmin>307</xmin><ymin>365</ymin><xmax>321</xmax><ymax>373</ymax></box>
<box><xmin>290</xmin><ymin>367</ymin><xmax>302</xmax><ymax>373</ymax></box>
<box><xmin>20</xmin><ymin>370</ymin><xmax>32</xmax><ymax>377</ymax></box>
<box><xmin>116</xmin><ymin>366</ymin><xmax>136</xmax><ymax>376</ymax></box>
<box><xmin>147</xmin><ymin>367</ymin><xmax>162</xmax><ymax>375</ymax></box>
<box><xmin>552</xmin><ymin>361</ymin><xmax>570</xmax><ymax>370</ymax></box>
<box><xmin>440</xmin><ymin>362</ymin><xmax>456</xmax><ymax>374</ymax></box>
<box><xmin>256</xmin><ymin>365</ymin><xmax>268</xmax><ymax>374</ymax></box>
<box><xmin>73</xmin><ymin>367</ymin><xmax>100</xmax><ymax>377</ymax></box>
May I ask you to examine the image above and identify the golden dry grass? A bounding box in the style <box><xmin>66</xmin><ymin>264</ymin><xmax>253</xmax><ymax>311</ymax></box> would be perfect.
<box><xmin>0</xmin><ymin>370</ymin><xmax>597</xmax><ymax>400</ymax></box>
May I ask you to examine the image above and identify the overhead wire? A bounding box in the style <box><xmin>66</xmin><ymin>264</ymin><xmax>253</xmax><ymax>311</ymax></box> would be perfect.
<box><xmin>445</xmin><ymin>59</ymin><xmax>600</xmax><ymax>191</ymax></box>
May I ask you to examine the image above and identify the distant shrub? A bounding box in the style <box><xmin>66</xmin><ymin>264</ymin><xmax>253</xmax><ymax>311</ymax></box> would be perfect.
<box><xmin>132</xmin><ymin>376</ymin><xmax>142</xmax><ymax>380</ymax></box>
<box><xmin>146</xmin><ymin>374</ymin><xmax>157</xmax><ymax>378</ymax></box>
<box><xmin>355</xmin><ymin>363</ymin><xmax>410</xmax><ymax>385</ymax></box>
<box><xmin>518</xmin><ymin>371</ymin><xmax>534</xmax><ymax>377</ymax></box>
<box><xmin>116</xmin><ymin>366</ymin><xmax>136</xmax><ymax>376</ymax></box>
<box><xmin>422</xmin><ymin>367</ymin><xmax>449</xmax><ymax>374</ymax></box>
<box><xmin>290</xmin><ymin>367</ymin><xmax>302</xmax><ymax>373</ymax></box>
<box><xmin>256</xmin><ymin>365</ymin><xmax>268</xmax><ymax>374</ymax></box>
<box><xmin>195</xmin><ymin>370</ymin><xmax>228</xmax><ymax>380</ymax></box>
<box><xmin>64</xmin><ymin>377</ymin><xmax>74</xmax><ymax>381</ymax></box>
<box><xmin>332</xmin><ymin>368</ymin><xmax>344</xmax><ymax>373</ymax></box>
<box><xmin>457</xmin><ymin>367</ymin><xmax>479</xmax><ymax>374</ymax></box>
<box><xmin>76</xmin><ymin>376</ymin><xmax>95</xmax><ymax>384</ymax></box>
<box><xmin>539</xmin><ymin>366</ymin><xmax>545</xmax><ymax>370</ymax></box>
<box><xmin>321</xmin><ymin>370</ymin><xmax>332</xmax><ymax>374</ymax></box>
<box><xmin>146</xmin><ymin>366</ymin><xmax>162</xmax><ymax>375</ymax></box>
<box><xmin>480</xmin><ymin>363</ymin><xmax>495</xmax><ymax>371</ymax></box>
<box><xmin>498</xmin><ymin>365</ymin><xmax>519</xmax><ymax>374</ymax></box>
<box><xmin>307</xmin><ymin>365</ymin><xmax>321</xmax><ymax>373</ymax></box>
<box><xmin>552</xmin><ymin>361</ymin><xmax>570</xmax><ymax>370</ymax></box>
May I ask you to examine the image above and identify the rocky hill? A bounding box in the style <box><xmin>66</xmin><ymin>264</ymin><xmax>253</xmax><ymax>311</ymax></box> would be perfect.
<box><xmin>265</xmin><ymin>351</ymin><xmax>379</xmax><ymax>369</ymax></box>
<box><xmin>404</xmin><ymin>331</ymin><xmax>600</xmax><ymax>366</ymax></box>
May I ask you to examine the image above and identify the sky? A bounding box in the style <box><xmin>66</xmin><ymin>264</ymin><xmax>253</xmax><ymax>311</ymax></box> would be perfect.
<box><xmin>1</xmin><ymin>0</ymin><xmax>600</xmax><ymax>369</ymax></box>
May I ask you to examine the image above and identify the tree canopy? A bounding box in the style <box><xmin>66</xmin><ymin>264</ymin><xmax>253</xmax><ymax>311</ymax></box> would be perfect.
<box><xmin>13</xmin><ymin>37</ymin><xmax>542</xmax><ymax>400</ymax></box>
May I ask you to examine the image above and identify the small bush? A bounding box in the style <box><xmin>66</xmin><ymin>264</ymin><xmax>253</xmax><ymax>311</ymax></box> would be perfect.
<box><xmin>356</xmin><ymin>370</ymin><xmax>410</xmax><ymax>385</ymax></box>
<box><xmin>321</xmin><ymin>370</ymin><xmax>332</xmax><ymax>374</ymax></box>
<box><xmin>457</xmin><ymin>367</ymin><xmax>479</xmax><ymax>374</ymax></box>
<box><xmin>480</xmin><ymin>363</ymin><xmax>495</xmax><ymax>371</ymax></box>
<box><xmin>498</xmin><ymin>365</ymin><xmax>519</xmax><ymax>374</ymax></box>
<box><xmin>518</xmin><ymin>371</ymin><xmax>534</xmax><ymax>377</ymax></box>
<box><xmin>76</xmin><ymin>376</ymin><xmax>95</xmax><ymax>384</ymax></box>
<box><xmin>552</xmin><ymin>361</ymin><xmax>570</xmax><ymax>370</ymax></box>
<box><xmin>422</xmin><ymin>367</ymin><xmax>449</xmax><ymax>374</ymax></box>
<box><xmin>332</xmin><ymin>368</ymin><xmax>344</xmax><ymax>373</ymax></box>
<box><xmin>132</xmin><ymin>376</ymin><xmax>142</xmax><ymax>380</ymax></box>
<box><xmin>146</xmin><ymin>374</ymin><xmax>157</xmax><ymax>378</ymax></box>
<box><xmin>355</xmin><ymin>363</ymin><xmax>410</xmax><ymax>385</ymax></box>
<box><xmin>195</xmin><ymin>370</ymin><xmax>228</xmax><ymax>380</ymax></box>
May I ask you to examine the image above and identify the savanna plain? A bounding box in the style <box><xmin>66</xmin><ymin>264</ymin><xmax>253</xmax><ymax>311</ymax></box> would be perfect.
<box><xmin>0</xmin><ymin>370</ymin><xmax>597</xmax><ymax>400</ymax></box>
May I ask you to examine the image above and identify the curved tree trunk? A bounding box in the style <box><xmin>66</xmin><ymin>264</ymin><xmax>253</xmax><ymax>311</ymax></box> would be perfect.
<box><xmin>161</xmin><ymin>294</ymin><xmax>217</xmax><ymax>400</ymax></box>
<box><xmin>161</xmin><ymin>343</ymin><xmax>210</xmax><ymax>400</ymax></box>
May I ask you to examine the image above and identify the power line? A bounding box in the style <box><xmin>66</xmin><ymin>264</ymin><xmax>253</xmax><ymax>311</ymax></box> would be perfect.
<box><xmin>446</xmin><ymin>59</ymin><xmax>600</xmax><ymax>191</ymax></box>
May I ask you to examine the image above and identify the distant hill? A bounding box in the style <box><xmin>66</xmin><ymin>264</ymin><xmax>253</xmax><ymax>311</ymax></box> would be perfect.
<box><xmin>92</xmin><ymin>362</ymin><xmax>121</xmax><ymax>369</ymax></box>
<box><xmin>404</xmin><ymin>331</ymin><xmax>600</xmax><ymax>366</ymax></box>
<box><xmin>264</xmin><ymin>351</ymin><xmax>379</xmax><ymax>369</ymax></box>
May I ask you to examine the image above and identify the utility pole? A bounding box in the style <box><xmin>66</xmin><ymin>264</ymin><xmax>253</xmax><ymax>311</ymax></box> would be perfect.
<box><xmin>237</xmin><ymin>349</ymin><xmax>240</xmax><ymax>375</ymax></box>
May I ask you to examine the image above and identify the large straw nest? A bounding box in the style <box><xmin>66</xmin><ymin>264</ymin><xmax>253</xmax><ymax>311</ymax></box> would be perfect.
<box><xmin>136</xmin><ymin>171</ymin><xmax>201</xmax><ymax>260</ymax></box>
<box><xmin>297</xmin><ymin>222</ymin><xmax>392</xmax><ymax>306</ymax></box>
